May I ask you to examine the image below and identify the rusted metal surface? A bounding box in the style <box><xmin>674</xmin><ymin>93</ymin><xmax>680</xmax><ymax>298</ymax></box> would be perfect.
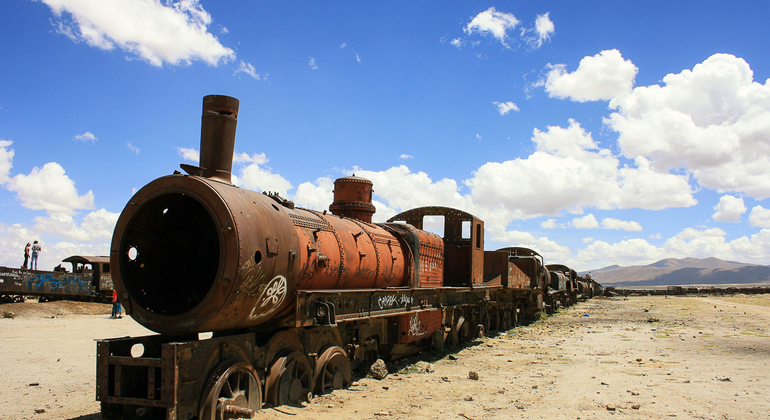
<box><xmin>329</xmin><ymin>176</ymin><xmax>376</xmax><ymax>223</ymax></box>
<box><xmin>388</xmin><ymin>207</ymin><xmax>485</xmax><ymax>287</ymax></box>
<box><xmin>397</xmin><ymin>310</ymin><xmax>442</xmax><ymax>344</ymax></box>
<box><xmin>292</xmin><ymin>208</ymin><xmax>408</xmax><ymax>290</ymax></box>
<box><xmin>483</xmin><ymin>251</ymin><xmax>532</xmax><ymax>289</ymax></box>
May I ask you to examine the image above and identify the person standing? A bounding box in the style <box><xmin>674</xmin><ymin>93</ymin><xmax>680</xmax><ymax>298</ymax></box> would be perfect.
<box><xmin>22</xmin><ymin>243</ymin><xmax>30</xmax><ymax>269</ymax></box>
<box><xmin>111</xmin><ymin>289</ymin><xmax>122</xmax><ymax>319</ymax></box>
<box><xmin>30</xmin><ymin>240</ymin><xmax>41</xmax><ymax>270</ymax></box>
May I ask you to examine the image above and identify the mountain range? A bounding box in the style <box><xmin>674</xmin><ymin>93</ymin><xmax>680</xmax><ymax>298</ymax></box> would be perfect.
<box><xmin>582</xmin><ymin>257</ymin><xmax>770</xmax><ymax>287</ymax></box>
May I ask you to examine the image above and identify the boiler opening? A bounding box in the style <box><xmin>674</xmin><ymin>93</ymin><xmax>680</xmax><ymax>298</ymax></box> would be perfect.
<box><xmin>119</xmin><ymin>193</ymin><xmax>220</xmax><ymax>316</ymax></box>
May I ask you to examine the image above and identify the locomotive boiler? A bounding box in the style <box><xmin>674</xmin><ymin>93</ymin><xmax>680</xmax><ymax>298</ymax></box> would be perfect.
<box><xmin>97</xmin><ymin>95</ymin><xmax>592</xmax><ymax>420</ymax></box>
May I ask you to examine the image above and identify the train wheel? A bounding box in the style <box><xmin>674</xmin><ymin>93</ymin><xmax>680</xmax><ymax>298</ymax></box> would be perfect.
<box><xmin>449</xmin><ymin>316</ymin><xmax>471</xmax><ymax>346</ymax></box>
<box><xmin>313</xmin><ymin>346</ymin><xmax>351</xmax><ymax>395</ymax></box>
<box><xmin>198</xmin><ymin>360</ymin><xmax>261</xmax><ymax>420</ymax></box>
<box><xmin>265</xmin><ymin>351</ymin><xmax>313</xmax><ymax>406</ymax></box>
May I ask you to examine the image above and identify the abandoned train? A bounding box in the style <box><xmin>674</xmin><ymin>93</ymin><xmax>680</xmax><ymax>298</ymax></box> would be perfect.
<box><xmin>97</xmin><ymin>95</ymin><xmax>601</xmax><ymax>420</ymax></box>
<box><xmin>0</xmin><ymin>256</ymin><xmax>113</xmax><ymax>303</ymax></box>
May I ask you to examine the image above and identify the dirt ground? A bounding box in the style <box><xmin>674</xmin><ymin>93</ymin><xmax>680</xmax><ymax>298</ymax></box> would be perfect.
<box><xmin>1</xmin><ymin>294</ymin><xmax>769</xmax><ymax>420</ymax></box>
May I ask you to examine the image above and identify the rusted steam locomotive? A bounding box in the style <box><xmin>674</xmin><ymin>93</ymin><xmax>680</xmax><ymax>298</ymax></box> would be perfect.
<box><xmin>96</xmin><ymin>95</ymin><xmax>600</xmax><ymax>420</ymax></box>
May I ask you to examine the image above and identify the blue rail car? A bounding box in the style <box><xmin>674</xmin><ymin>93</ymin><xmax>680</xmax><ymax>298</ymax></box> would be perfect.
<box><xmin>0</xmin><ymin>256</ymin><xmax>113</xmax><ymax>303</ymax></box>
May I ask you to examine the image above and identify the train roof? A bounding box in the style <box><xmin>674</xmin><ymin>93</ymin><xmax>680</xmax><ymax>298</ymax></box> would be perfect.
<box><xmin>495</xmin><ymin>246</ymin><xmax>543</xmax><ymax>258</ymax></box>
<box><xmin>62</xmin><ymin>255</ymin><xmax>110</xmax><ymax>264</ymax></box>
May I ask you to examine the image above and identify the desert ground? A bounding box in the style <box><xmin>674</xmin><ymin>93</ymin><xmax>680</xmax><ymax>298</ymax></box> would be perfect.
<box><xmin>1</xmin><ymin>294</ymin><xmax>768</xmax><ymax>420</ymax></box>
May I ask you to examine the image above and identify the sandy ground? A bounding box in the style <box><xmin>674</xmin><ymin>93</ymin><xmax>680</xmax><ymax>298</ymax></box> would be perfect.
<box><xmin>1</xmin><ymin>294</ymin><xmax>769</xmax><ymax>420</ymax></box>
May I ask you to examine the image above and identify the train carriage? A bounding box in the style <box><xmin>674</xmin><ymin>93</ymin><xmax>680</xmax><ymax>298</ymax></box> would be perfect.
<box><xmin>0</xmin><ymin>255</ymin><xmax>112</xmax><ymax>303</ymax></box>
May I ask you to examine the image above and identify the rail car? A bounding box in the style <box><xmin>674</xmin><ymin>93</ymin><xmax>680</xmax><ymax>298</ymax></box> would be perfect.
<box><xmin>96</xmin><ymin>95</ymin><xmax>598</xmax><ymax>420</ymax></box>
<box><xmin>545</xmin><ymin>264</ymin><xmax>578</xmax><ymax>308</ymax></box>
<box><xmin>0</xmin><ymin>255</ymin><xmax>113</xmax><ymax>304</ymax></box>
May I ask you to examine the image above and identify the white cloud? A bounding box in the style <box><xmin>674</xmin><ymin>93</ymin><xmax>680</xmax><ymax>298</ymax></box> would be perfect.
<box><xmin>399</xmin><ymin>154</ymin><xmax>414</xmax><ymax>160</ymax></box>
<box><xmin>541</xmin><ymin>49</ymin><xmax>638</xmax><ymax>102</ymax></box>
<box><xmin>541</xmin><ymin>218</ymin><xmax>558</xmax><ymax>229</ymax></box>
<box><xmin>233</xmin><ymin>152</ymin><xmax>269</xmax><ymax>165</ymax></box>
<box><xmin>572</xmin><ymin>214</ymin><xmax>599</xmax><ymax>229</ymax></box>
<box><xmin>521</xmin><ymin>12</ymin><xmax>554</xmax><ymax>50</ymax></box>
<box><xmin>463</xmin><ymin>7</ymin><xmax>520</xmax><ymax>48</ymax></box>
<box><xmin>578</xmin><ymin>238</ymin><xmax>666</xmax><ymax>267</ymax></box>
<box><xmin>493</xmin><ymin>101</ymin><xmax>520</xmax><ymax>115</ymax></box>
<box><xmin>32</xmin><ymin>208</ymin><xmax>119</xmax><ymax>242</ymax></box>
<box><xmin>74</xmin><ymin>131</ymin><xmax>97</xmax><ymax>142</ymax></box>
<box><xmin>606</xmin><ymin>54</ymin><xmax>770</xmax><ymax>198</ymax></box>
<box><xmin>450</xmin><ymin>38</ymin><xmax>464</xmax><ymax>48</ymax></box>
<box><xmin>5</xmin><ymin>162</ymin><xmax>95</xmax><ymax>215</ymax></box>
<box><xmin>127</xmin><ymin>141</ymin><xmax>140</xmax><ymax>154</ymax></box>
<box><xmin>601</xmin><ymin>217</ymin><xmax>642</xmax><ymax>231</ymax></box>
<box><xmin>41</xmin><ymin>0</ymin><xmax>234</xmax><ymax>67</ymax></box>
<box><xmin>236</xmin><ymin>159</ymin><xmax>293</xmax><ymax>197</ymax></box>
<box><xmin>578</xmin><ymin>226</ymin><xmax>770</xmax><ymax>268</ymax></box>
<box><xmin>748</xmin><ymin>205</ymin><xmax>770</xmax><ymax>228</ymax></box>
<box><xmin>309</xmin><ymin>57</ymin><xmax>318</xmax><ymax>70</ymax></box>
<box><xmin>294</xmin><ymin>176</ymin><xmax>335</xmax><ymax>211</ymax></box>
<box><xmin>465</xmin><ymin>119</ymin><xmax>696</xmax><ymax>218</ymax></box>
<box><xmin>176</xmin><ymin>147</ymin><xmax>199</xmax><ymax>162</ymax></box>
<box><xmin>0</xmin><ymin>140</ymin><xmax>14</xmax><ymax>184</ymax></box>
<box><xmin>582</xmin><ymin>237</ymin><xmax>594</xmax><ymax>244</ymax></box>
<box><xmin>712</xmin><ymin>195</ymin><xmax>747</xmax><ymax>222</ymax></box>
<box><xmin>234</xmin><ymin>61</ymin><xmax>263</xmax><ymax>80</ymax></box>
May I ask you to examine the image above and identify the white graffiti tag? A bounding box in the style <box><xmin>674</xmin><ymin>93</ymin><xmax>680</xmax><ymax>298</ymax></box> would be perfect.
<box><xmin>377</xmin><ymin>294</ymin><xmax>413</xmax><ymax>310</ymax></box>
<box><xmin>250</xmin><ymin>275</ymin><xmax>288</xmax><ymax>320</ymax></box>
<box><xmin>408</xmin><ymin>313</ymin><xmax>427</xmax><ymax>337</ymax></box>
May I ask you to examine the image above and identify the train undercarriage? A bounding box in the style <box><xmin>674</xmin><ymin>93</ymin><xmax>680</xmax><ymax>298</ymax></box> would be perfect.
<box><xmin>96</xmin><ymin>285</ymin><xmax>543</xmax><ymax>420</ymax></box>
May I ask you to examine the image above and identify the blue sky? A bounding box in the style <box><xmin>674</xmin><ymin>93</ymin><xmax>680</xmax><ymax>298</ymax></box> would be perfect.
<box><xmin>2</xmin><ymin>1</ymin><xmax>770</xmax><ymax>272</ymax></box>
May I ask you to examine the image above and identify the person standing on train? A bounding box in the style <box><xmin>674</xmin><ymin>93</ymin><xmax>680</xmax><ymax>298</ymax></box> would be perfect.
<box><xmin>30</xmin><ymin>240</ymin><xmax>41</xmax><ymax>270</ymax></box>
<box><xmin>22</xmin><ymin>243</ymin><xmax>30</xmax><ymax>269</ymax></box>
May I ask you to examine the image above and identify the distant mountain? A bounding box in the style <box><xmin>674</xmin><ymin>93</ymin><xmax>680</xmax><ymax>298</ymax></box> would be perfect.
<box><xmin>582</xmin><ymin>257</ymin><xmax>770</xmax><ymax>287</ymax></box>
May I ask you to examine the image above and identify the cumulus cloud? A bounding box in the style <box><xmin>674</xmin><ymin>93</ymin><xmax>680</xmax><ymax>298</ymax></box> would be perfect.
<box><xmin>521</xmin><ymin>12</ymin><xmax>555</xmax><ymax>49</ymax></box>
<box><xmin>176</xmin><ymin>147</ymin><xmax>199</xmax><ymax>162</ymax></box>
<box><xmin>540</xmin><ymin>49</ymin><xmax>638</xmax><ymax>102</ymax></box>
<box><xmin>234</xmin><ymin>153</ymin><xmax>292</xmax><ymax>196</ymax></box>
<box><xmin>309</xmin><ymin>57</ymin><xmax>318</xmax><ymax>70</ymax></box>
<box><xmin>601</xmin><ymin>217</ymin><xmax>642</xmax><ymax>231</ymax></box>
<box><xmin>32</xmin><ymin>208</ymin><xmax>119</xmax><ymax>242</ymax></box>
<box><xmin>541</xmin><ymin>219</ymin><xmax>559</xmax><ymax>229</ymax></box>
<box><xmin>74</xmin><ymin>131</ymin><xmax>97</xmax><ymax>142</ymax></box>
<box><xmin>465</xmin><ymin>119</ymin><xmax>696</xmax><ymax>218</ymax></box>
<box><xmin>399</xmin><ymin>154</ymin><xmax>414</xmax><ymax>160</ymax></box>
<box><xmin>712</xmin><ymin>195</ymin><xmax>747</xmax><ymax>222</ymax></box>
<box><xmin>493</xmin><ymin>101</ymin><xmax>520</xmax><ymax>115</ymax></box>
<box><xmin>748</xmin><ymin>206</ymin><xmax>770</xmax><ymax>228</ymax></box>
<box><xmin>571</xmin><ymin>214</ymin><xmax>599</xmax><ymax>229</ymax></box>
<box><xmin>606</xmin><ymin>54</ymin><xmax>770</xmax><ymax>198</ymax></box>
<box><xmin>40</xmin><ymin>0</ymin><xmax>234</xmax><ymax>67</ymax></box>
<box><xmin>463</xmin><ymin>7</ymin><xmax>520</xmax><ymax>48</ymax></box>
<box><xmin>579</xmin><ymin>226</ymin><xmax>770</xmax><ymax>268</ymax></box>
<box><xmin>6</xmin><ymin>162</ymin><xmax>95</xmax><ymax>215</ymax></box>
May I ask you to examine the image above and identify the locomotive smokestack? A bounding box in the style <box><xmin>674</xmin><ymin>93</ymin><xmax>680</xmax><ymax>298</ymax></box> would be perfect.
<box><xmin>199</xmin><ymin>95</ymin><xmax>239</xmax><ymax>183</ymax></box>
